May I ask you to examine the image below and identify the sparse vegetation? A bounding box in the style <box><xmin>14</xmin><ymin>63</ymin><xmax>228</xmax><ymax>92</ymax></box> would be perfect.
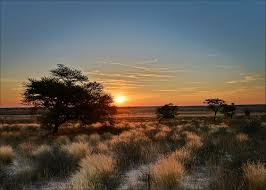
<box><xmin>0</xmin><ymin>106</ymin><xmax>265</xmax><ymax>190</ymax></box>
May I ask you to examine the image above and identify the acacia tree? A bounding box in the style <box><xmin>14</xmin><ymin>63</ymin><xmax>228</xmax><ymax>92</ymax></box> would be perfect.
<box><xmin>23</xmin><ymin>64</ymin><xmax>116</xmax><ymax>133</ymax></box>
<box><xmin>203</xmin><ymin>98</ymin><xmax>225</xmax><ymax>121</ymax></box>
<box><xmin>221</xmin><ymin>103</ymin><xmax>236</xmax><ymax>119</ymax></box>
<box><xmin>156</xmin><ymin>103</ymin><xmax>179</xmax><ymax>122</ymax></box>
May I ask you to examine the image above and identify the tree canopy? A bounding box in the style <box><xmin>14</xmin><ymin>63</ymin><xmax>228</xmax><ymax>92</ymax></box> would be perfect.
<box><xmin>203</xmin><ymin>98</ymin><xmax>226</xmax><ymax>121</ymax></box>
<box><xmin>23</xmin><ymin>64</ymin><xmax>116</xmax><ymax>133</ymax></box>
<box><xmin>156</xmin><ymin>103</ymin><xmax>179</xmax><ymax>122</ymax></box>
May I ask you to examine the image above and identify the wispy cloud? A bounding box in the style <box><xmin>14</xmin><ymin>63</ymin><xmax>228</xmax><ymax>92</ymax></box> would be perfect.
<box><xmin>87</xmin><ymin>70</ymin><xmax>176</xmax><ymax>79</ymax></box>
<box><xmin>226</xmin><ymin>74</ymin><xmax>264</xmax><ymax>84</ymax></box>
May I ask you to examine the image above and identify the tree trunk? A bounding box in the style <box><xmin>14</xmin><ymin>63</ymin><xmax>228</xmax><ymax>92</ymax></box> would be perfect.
<box><xmin>214</xmin><ymin>111</ymin><xmax>217</xmax><ymax>121</ymax></box>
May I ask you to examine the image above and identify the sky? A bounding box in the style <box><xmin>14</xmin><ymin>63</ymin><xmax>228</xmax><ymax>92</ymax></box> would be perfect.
<box><xmin>0</xmin><ymin>0</ymin><xmax>265</xmax><ymax>107</ymax></box>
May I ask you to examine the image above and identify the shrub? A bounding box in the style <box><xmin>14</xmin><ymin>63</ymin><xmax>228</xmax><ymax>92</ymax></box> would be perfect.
<box><xmin>156</xmin><ymin>103</ymin><xmax>179</xmax><ymax>122</ymax></box>
<box><xmin>69</xmin><ymin>154</ymin><xmax>120</xmax><ymax>190</ymax></box>
<box><xmin>0</xmin><ymin>145</ymin><xmax>15</xmax><ymax>164</ymax></box>
<box><xmin>243</xmin><ymin>161</ymin><xmax>266</xmax><ymax>190</ymax></box>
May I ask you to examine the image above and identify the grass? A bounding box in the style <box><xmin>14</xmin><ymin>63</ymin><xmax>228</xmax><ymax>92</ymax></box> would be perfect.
<box><xmin>0</xmin><ymin>112</ymin><xmax>265</xmax><ymax>189</ymax></box>
<box><xmin>68</xmin><ymin>154</ymin><xmax>120</xmax><ymax>190</ymax></box>
<box><xmin>63</xmin><ymin>142</ymin><xmax>92</xmax><ymax>159</ymax></box>
<box><xmin>32</xmin><ymin>145</ymin><xmax>79</xmax><ymax>178</ymax></box>
<box><xmin>0</xmin><ymin>145</ymin><xmax>15</xmax><ymax>164</ymax></box>
<box><xmin>150</xmin><ymin>154</ymin><xmax>186</xmax><ymax>190</ymax></box>
<box><xmin>243</xmin><ymin>161</ymin><xmax>266</xmax><ymax>190</ymax></box>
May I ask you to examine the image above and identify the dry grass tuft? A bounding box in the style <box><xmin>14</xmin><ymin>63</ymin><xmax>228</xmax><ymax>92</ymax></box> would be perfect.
<box><xmin>243</xmin><ymin>161</ymin><xmax>266</xmax><ymax>190</ymax></box>
<box><xmin>32</xmin><ymin>145</ymin><xmax>78</xmax><ymax>178</ymax></box>
<box><xmin>111</xmin><ymin>130</ymin><xmax>160</xmax><ymax>170</ymax></box>
<box><xmin>183</xmin><ymin>131</ymin><xmax>203</xmax><ymax>150</ymax></box>
<box><xmin>69</xmin><ymin>154</ymin><xmax>119</xmax><ymax>190</ymax></box>
<box><xmin>55</xmin><ymin>135</ymin><xmax>71</xmax><ymax>145</ymax></box>
<box><xmin>151</xmin><ymin>154</ymin><xmax>186</xmax><ymax>190</ymax></box>
<box><xmin>0</xmin><ymin>145</ymin><xmax>15</xmax><ymax>164</ymax></box>
<box><xmin>235</xmin><ymin>133</ymin><xmax>249</xmax><ymax>143</ymax></box>
<box><xmin>74</xmin><ymin>134</ymin><xmax>90</xmax><ymax>143</ymax></box>
<box><xmin>63</xmin><ymin>142</ymin><xmax>92</xmax><ymax>159</ymax></box>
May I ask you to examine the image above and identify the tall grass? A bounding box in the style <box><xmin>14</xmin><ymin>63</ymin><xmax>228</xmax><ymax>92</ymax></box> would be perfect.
<box><xmin>243</xmin><ymin>161</ymin><xmax>266</xmax><ymax>190</ymax></box>
<box><xmin>0</xmin><ymin>145</ymin><xmax>15</xmax><ymax>164</ymax></box>
<box><xmin>150</xmin><ymin>154</ymin><xmax>186</xmax><ymax>190</ymax></box>
<box><xmin>63</xmin><ymin>142</ymin><xmax>92</xmax><ymax>159</ymax></box>
<box><xmin>69</xmin><ymin>154</ymin><xmax>120</xmax><ymax>190</ymax></box>
<box><xmin>32</xmin><ymin>145</ymin><xmax>78</xmax><ymax>178</ymax></box>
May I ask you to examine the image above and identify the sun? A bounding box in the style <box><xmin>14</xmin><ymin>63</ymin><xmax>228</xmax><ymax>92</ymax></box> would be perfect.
<box><xmin>114</xmin><ymin>95</ymin><xmax>127</xmax><ymax>105</ymax></box>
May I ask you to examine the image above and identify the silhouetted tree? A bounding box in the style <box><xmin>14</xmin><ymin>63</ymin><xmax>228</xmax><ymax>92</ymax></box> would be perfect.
<box><xmin>204</xmin><ymin>98</ymin><xmax>225</xmax><ymax>121</ymax></box>
<box><xmin>221</xmin><ymin>103</ymin><xmax>236</xmax><ymax>119</ymax></box>
<box><xmin>23</xmin><ymin>64</ymin><xmax>116</xmax><ymax>133</ymax></box>
<box><xmin>156</xmin><ymin>103</ymin><xmax>179</xmax><ymax>122</ymax></box>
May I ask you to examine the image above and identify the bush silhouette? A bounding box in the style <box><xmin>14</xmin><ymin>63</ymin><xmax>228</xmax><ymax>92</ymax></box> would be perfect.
<box><xmin>156</xmin><ymin>103</ymin><xmax>179</xmax><ymax>122</ymax></box>
<box><xmin>204</xmin><ymin>98</ymin><xmax>225</xmax><ymax>121</ymax></box>
<box><xmin>23</xmin><ymin>64</ymin><xmax>116</xmax><ymax>133</ymax></box>
<box><xmin>221</xmin><ymin>103</ymin><xmax>236</xmax><ymax>119</ymax></box>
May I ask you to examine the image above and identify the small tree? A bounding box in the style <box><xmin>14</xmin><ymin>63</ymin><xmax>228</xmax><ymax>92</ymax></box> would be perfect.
<box><xmin>204</xmin><ymin>98</ymin><xmax>225</xmax><ymax>121</ymax></box>
<box><xmin>23</xmin><ymin>64</ymin><xmax>116</xmax><ymax>133</ymax></box>
<box><xmin>221</xmin><ymin>103</ymin><xmax>236</xmax><ymax>119</ymax></box>
<box><xmin>156</xmin><ymin>103</ymin><xmax>179</xmax><ymax>122</ymax></box>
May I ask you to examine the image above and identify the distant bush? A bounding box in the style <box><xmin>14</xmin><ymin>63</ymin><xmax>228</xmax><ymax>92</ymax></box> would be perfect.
<box><xmin>221</xmin><ymin>103</ymin><xmax>236</xmax><ymax>119</ymax></box>
<box><xmin>156</xmin><ymin>103</ymin><xmax>179</xmax><ymax>122</ymax></box>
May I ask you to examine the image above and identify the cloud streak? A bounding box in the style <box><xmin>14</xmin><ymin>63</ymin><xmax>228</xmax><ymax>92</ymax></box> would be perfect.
<box><xmin>226</xmin><ymin>74</ymin><xmax>264</xmax><ymax>84</ymax></box>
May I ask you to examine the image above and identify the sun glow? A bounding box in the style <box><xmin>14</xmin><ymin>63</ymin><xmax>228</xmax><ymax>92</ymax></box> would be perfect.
<box><xmin>114</xmin><ymin>95</ymin><xmax>127</xmax><ymax>105</ymax></box>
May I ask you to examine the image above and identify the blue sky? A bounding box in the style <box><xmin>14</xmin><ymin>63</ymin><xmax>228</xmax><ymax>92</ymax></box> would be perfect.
<box><xmin>1</xmin><ymin>1</ymin><xmax>265</xmax><ymax>106</ymax></box>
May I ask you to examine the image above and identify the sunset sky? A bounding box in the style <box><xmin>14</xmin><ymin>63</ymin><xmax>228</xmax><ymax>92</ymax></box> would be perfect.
<box><xmin>1</xmin><ymin>1</ymin><xmax>265</xmax><ymax>107</ymax></box>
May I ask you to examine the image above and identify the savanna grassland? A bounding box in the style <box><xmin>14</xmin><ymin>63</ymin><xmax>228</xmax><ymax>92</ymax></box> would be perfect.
<box><xmin>0</xmin><ymin>106</ymin><xmax>266</xmax><ymax>190</ymax></box>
